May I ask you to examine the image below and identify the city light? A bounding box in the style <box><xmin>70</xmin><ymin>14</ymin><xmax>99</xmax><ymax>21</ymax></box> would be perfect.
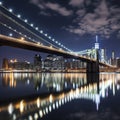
<box><xmin>8</xmin><ymin>103</ymin><xmax>14</xmax><ymax>115</ymax></box>
<box><xmin>34</xmin><ymin>113</ymin><xmax>38</xmax><ymax>120</ymax></box>
<box><xmin>20</xmin><ymin>100</ymin><xmax>24</xmax><ymax>113</ymax></box>
<box><xmin>39</xmin><ymin>110</ymin><xmax>43</xmax><ymax>118</ymax></box>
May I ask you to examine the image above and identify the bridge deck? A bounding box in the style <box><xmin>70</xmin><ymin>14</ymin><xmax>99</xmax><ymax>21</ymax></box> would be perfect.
<box><xmin>0</xmin><ymin>34</ymin><xmax>114</xmax><ymax>68</ymax></box>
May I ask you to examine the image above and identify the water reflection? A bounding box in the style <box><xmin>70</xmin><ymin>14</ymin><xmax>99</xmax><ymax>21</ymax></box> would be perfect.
<box><xmin>1</xmin><ymin>73</ymin><xmax>87</xmax><ymax>92</ymax></box>
<box><xmin>0</xmin><ymin>72</ymin><xmax>120</xmax><ymax>120</ymax></box>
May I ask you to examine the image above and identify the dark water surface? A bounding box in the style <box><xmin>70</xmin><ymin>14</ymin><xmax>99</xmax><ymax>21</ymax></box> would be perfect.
<box><xmin>0</xmin><ymin>72</ymin><xmax>120</xmax><ymax>120</ymax></box>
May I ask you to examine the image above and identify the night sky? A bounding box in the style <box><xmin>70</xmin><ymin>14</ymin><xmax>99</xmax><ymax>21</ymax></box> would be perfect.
<box><xmin>0</xmin><ymin>0</ymin><xmax>120</xmax><ymax>67</ymax></box>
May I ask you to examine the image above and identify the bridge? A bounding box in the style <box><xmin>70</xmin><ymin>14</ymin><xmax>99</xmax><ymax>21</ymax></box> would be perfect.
<box><xmin>0</xmin><ymin>2</ymin><xmax>115</xmax><ymax>72</ymax></box>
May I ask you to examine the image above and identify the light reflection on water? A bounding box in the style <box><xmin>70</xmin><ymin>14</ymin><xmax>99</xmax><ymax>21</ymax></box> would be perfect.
<box><xmin>0</xmin><ymin>72</ymin><xmax>120</xmax><ymax>120</ymax></box>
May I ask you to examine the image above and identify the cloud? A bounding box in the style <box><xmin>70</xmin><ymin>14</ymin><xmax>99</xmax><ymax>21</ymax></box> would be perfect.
<box><xmin>30</xmin><ymin>0</ymin><xmax>73</xmax><ymax>16</ymax></box>
<box><xmin>45</xmin><ymin>2</ymin><xmax>73</xmax><ymax>16</ymax></box>
<box><xmin>69</xmin><ymin>0</ymin><xmax>84</xmax><ymax>7</ymax></box>
<box><xmin>76</xmin><ymin>9</ymin><xmax>86</xmax><ymax>17</ymax></box>
<box><xmin>39</xmin><ymin>11</ymin><xmax>51</xmax><ymax>16</ymax></box>
<box><xmin>65</xmin><ymin>0</ymin><xmax>120</xmax><ymax>38</ymax></box>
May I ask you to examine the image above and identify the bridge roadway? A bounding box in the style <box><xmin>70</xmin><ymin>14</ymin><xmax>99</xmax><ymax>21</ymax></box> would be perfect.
<box><xmin>0</xmin><ymin>34</ymin><xmax>113</xmax><ymax>68</ymax></box>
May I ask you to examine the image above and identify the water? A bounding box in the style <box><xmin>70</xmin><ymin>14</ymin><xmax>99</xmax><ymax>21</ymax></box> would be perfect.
<box><xmin>0</xmin><ymin>72</ymin><xmax>120</xmax><ymax>120</ymax></box>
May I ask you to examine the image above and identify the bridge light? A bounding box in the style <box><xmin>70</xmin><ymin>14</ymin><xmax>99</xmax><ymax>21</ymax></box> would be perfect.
<box><xmin>24</xmin><ymin>19</ymin><xmax>28</xmax><ymax>23</ymax></box>
<box><xmin>59</xmin><ymin>48</ymin><xmax>62</xmax><ymax>51</ymax></box>
<box><xmin>21</xmin><ymin>37</ymin><xmax>24</xmax><ymax>40</ymax></box>
<box><xmin>0</xmin><ymin>2</ymin><xmax>2</xmax><ymax>5</ymax></box>
<box><xmin>37</xmin><ymin>42</ymin><xmax>40</xmax><ymax>45</ymax></box>
<box><xmin>9</xmin><ymin>33</ymin><xmax>13</xmax><ymax>37</ymax></box>
<box><xmin>24</xmin><ymin>35</ymin><xmax>27</xmax><ymax>37</ymax></box>
<box><xmin>30</xmin><ymin>23</ymin><xmax>34</xmax><ymax>27</ymax></box>
<box><xmin>9</xmin><ymin>26</ymin><xmax>11</xmax><ymax>29</ymax></box>
<box><xmin>50</xmin><ymin>45</ymin><xmax>53</xmax><ymax>48</ymax></box>
<box><xmin>40</xmin><ymin>30</ymin><xmax>43</xmax><ymax>33</ymax></box>
<box><xmin>17</xmin><ymin>14</ymin><xmax>21</xmax><ymax>18</ymax></box>
<box><xmin>55</xmin><ymin>41</ymin><xmax>58</xmax><ymax>43</ymax></box>
<box><xmin>45</xmin><ymin>33</ymin><xmax>47</xmax><ymax>36</ymax></box>
<box><xmin>35</xmin><ymin>27</ymin><xmax>38</xmax><ymax>30</ymax></box>
<box><xmin>19</xmin><ymin>32</ymin><xmax>22</xmax><ymax>35</ymax></box>
<box><xmin>52</xmin><ymin>38</ymin><xmax>55</xmax><ymax>41</ymax></box>
<box><xmin>9</xmin><ymin>8</ymin><xmax>13</xmax><ymax>13</ymax></box>
<box><xmin>48</xmin><ymin>36</ymin><xmax>51</xmax><ymax>39</ymax></box>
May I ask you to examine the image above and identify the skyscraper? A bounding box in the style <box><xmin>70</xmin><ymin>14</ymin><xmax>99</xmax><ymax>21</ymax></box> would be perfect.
<box><xmin>110</xmin><ymin>51</ymin><xmax>116</xmax><ymax>65</ymax></box>
<box><xmin>101</xmin><ymin>49</ymin><xmax>107</xmax><ymax>62</ymax></box>
<box><xmin>95</xmin><ymin>35</ymin><xmax>99</xmax><ymax>49</ymax></box>
<box><xmin>34</xmin><ymin>54</ymin><xmax>42</xmax><ymax>70</ymax></box>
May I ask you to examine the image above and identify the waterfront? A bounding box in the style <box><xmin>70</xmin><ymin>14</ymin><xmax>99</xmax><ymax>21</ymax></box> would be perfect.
<box><xmin>0</xmin><ymin>72</ymin><xmax>120</xmax><ymax>120</ymax></box>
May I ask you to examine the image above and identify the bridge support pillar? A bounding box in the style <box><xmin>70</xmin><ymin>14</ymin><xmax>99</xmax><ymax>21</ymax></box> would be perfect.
<box><xmin>87</xmin><ymin>62</ymin><xmax>99</xmax><ymax>73</ymax></box>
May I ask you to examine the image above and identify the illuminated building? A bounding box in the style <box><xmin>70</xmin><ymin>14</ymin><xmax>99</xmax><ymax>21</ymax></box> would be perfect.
<box><xmin>110</xmin><ymin>51</ymin><xmax>117</xmax><ymax>65</ymax></box>
<box><xmin>100</xmin><ymin>49</ymin><xmax>107</xmax><ymax>62</ymax></box>
<box><xmin>9</xmin><ymin>59</ymin><xmax>32</xmax><ymax>70</ymax></box>
<box><xmin>44</xmin><ymin>55</ymin><xmax>54</xmax><ymax>70</ymax></box>
<box><xmin>44</xmin><ymin>55</ymin><xmax>65</xmax><ymax>71</ymax></box>
<box><xmin>52</xmin><ymin>56</ymin><xmax>65</xmax><ymax>70</ymax></box>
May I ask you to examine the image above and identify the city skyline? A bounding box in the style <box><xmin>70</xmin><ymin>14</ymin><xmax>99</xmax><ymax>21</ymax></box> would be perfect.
<box><xmin>0</xmin><ymin>0</ymin><xmax>120</xmax><ymax>67</ymax></box>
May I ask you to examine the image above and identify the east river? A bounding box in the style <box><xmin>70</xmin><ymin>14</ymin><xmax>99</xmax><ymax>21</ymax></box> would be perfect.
<box><xmin>0</xmin><ymin>72</ymin><xmax>120</xmax><ymax>120</ymax></box>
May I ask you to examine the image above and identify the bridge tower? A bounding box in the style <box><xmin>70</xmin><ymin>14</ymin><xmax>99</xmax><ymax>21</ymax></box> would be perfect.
<box><xmin>87</xmin><ymin>36</ymin><xmax>99</xmax><ymax>73</ymax></box>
